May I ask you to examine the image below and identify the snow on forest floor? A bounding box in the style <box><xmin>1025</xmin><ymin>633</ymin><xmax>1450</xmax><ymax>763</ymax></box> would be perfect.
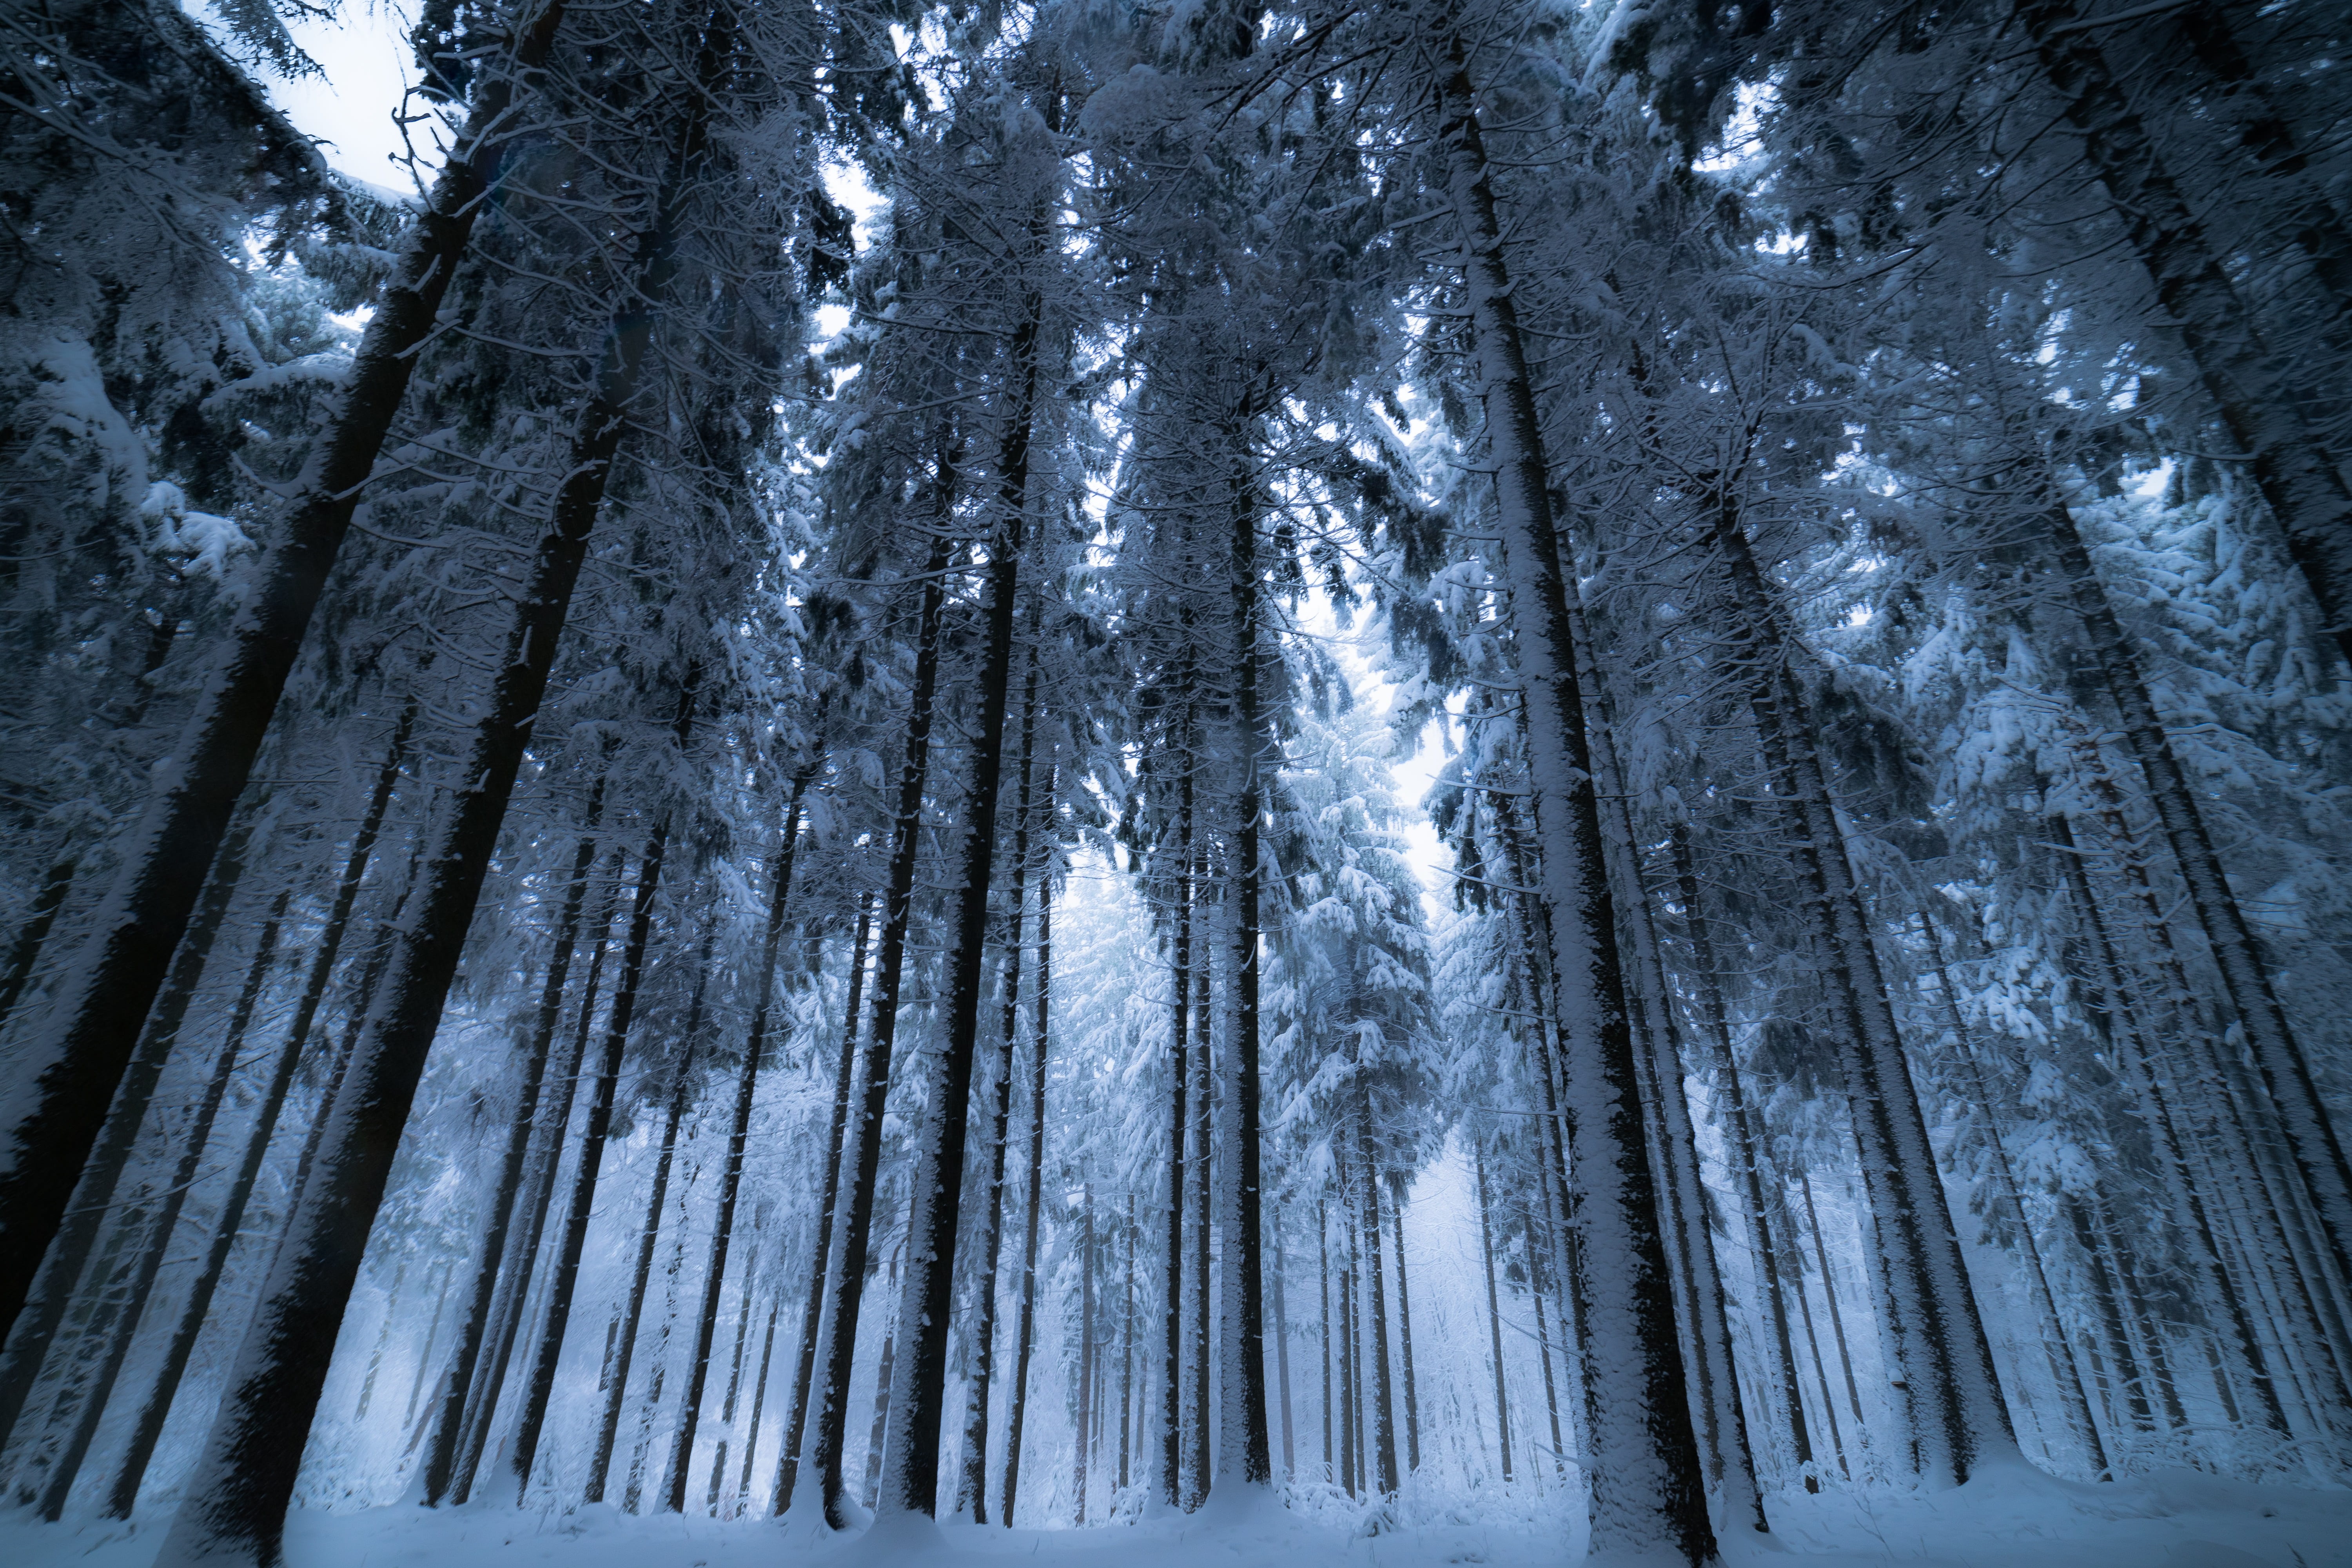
<box><xmin>5</xmin><ymin>1466</ymin><xmax>2348</xmax><ymax>1568</ymax></box>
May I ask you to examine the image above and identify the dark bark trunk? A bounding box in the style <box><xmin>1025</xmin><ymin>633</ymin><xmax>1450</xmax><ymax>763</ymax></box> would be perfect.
<box><xmin>1220</xmin><ymin>461</ymin><xmax>1272</xmax><ymax>1492</ymax></box>
<box><xmin>774</xmin><ymin>893</ymin><xmax>873</xmax><ymax>1514</ymax></box>
<box><xmin>152</xmin><ymin>5</ymin><xmax>744</xmax><ymax>1533</ymax></box>
<box><xmin>1185</xmin><ymin>957</ymin><xmax>1210</xmax><ymax>1509</ymax></box>
<box><xmin>0</xmin><ymin>800</ymin><xmax>267</xmax><ymax>1454</ymax></box>
<box><xmin>508</xmin><ymin>798</ymin><xmax>684</xmax><ymax>1501</ymax></box>
<box><xmin>1319</xmin><ymin>1200</ymin><xmax>1336</xmax><ymax>1487</ymax></box>
<box><xmin>1273</xmin><ymin>1227</ymin><xmax>1294</xmax><ymax>1480</ymax></box>
<box><xmin>404</xmin><ymin>1265</ymin><xmax>454</xmax><ymax>1433</ymax></box>
<box><xmin>1475</xmin><ymin>1149</ymin><xmax>1513</xmax><ymax>1483</ymax></box>
<box><xmin>1527</xmin><ymin>1194</ymin><xmax>1565</xmax><ymax>1481</ymax></box>
<box><xmin>1391</xmin><ymin>1199</ymin><xmax>1419</xmax><ymax>1475</ymax></box>
<box><xmin>588</xmin><ymin>918</ymin><xmax>717</xmax><ymax>1503</ymax></box>
<box><xmin>1075</xmin><ymin>1184</ymin><xmax>1095</xmax><ymax>1523</ymax></box>
<box><xmin>2043</xmin><ymin>487</ymin><xmax>2352</xmax><ymax>1298</ymax></box>
<box><xmin>36</xmin><ymin>889</ymin><xmax>291</xmax><ymax>1519</ymax></box>
<box><xmin>662</xmin><ymin>773</ymin><xmax>815</xmax><ymax>1512</ymax></box>
<box><xmin>448</xmin><ymin>851</ymin><xmax>628</xmax><ymax>1503</ymax></box>
<box><xmin>1798</xmin><ymin>1174</ymin><xmax>1867</xmax><ymax>1434</ymax></box>
<box><xmin>357</xmin><ymin>1263</ymin><xmax>407</xmax><ymax>1421</ymax></box>
<box><xmin>1437</xmin><ymin>32</ymin><xmax>1709</xmax><ymax>1559</ymax></box>
<box><xmin>1671</xmin><ymin>821</ymin><xmax>1816</xmax><ymax>1492</ymax></box>
<box><xmin>956</xmin><ymin>633</ymin><xmax>1043</xmax><ymax>1523</ymax></box>
<box><xmin>734</xmin><ymin>1293</ymin><xmax>780</xmax><ymax>1512</ymax></box>
<box><xmin>1000</xmin><ymin>868</ymin><xmax>1054</xmax><ymax>1526</ymax></box>
<box><xmin>1712</xmin><ymin>494</ymin><xmax>2009</xmax><ymax>1482</ymax></box>
<box><xmin>420</xmin><ymin>774</ymin><xmax>608</xmax><ymax>1504</ymax></box>
<box><xmin>877</xmin><ymin>198</ymin><xmax>1049</xmax><ymax>1521</ymax></box>
<box><xmin>1919</xmin><ymin>915</ymin><xmax>2106</xmax><ymax>1475</ymax></box>
<box><xmin>704</xmin><ymin>1261</ymin><xmax>759</xmax><ymax>1513</ymax></box>
<box><xmin>0</xmin><ymin>2</ymin><xmax>577</xmax><ymax>1347</ymax></box>
<box><xmin>1120</xmin><ymin>1193</ymin><xmax>1135</xmax><ymax>1494</ymax></box>
<box><xmin>811</xmin><ymin>511</ymin><xmax>955</xmax><ymax>1529</ymax></box>
<box><xmin>1160</xmin><ymin>766</ymin><xmax>1192</xmax><ymax>1510</ymax></box>
<box><xmin>1353</xmin><ymin>1114</ymin><xmax>1398</xmax><ymax>1498</ymax></box>
<box><xmin>2020</xmin><ymin>0</ymin><xmax>2352</xmax><ymax>665</ymax></box>
<box><xmin>1336</xmin><ymin>1189</ymin><xmax>1357</xmax><ymax>1496</ymax></box>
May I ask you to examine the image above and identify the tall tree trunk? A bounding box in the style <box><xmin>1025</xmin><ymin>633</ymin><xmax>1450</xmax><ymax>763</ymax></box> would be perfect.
<box><xmin>1160</xmin><ymin>764</ymin><xmax>1193</xmax><ymax>1510</ymax></box>
<box><xmin>404</xmin><ymin>1266</ymin><xmax>454</xmax><ymax>1433</ymax></box>
<box><xmin>1436</xmin><ymin>31</ymin><xmax>1709</xmax><ymax>1561</ymax></box>
<box><xmin>448</xmin><ymin>851</ymin><xmax>628</xmax><ymax>1503</ymax></box>
<box><xmin>421</xmin><ymin>773</ymin><xmax>609</xmax><ymax>1505</ymax></box>
<box><xmin>1000</xmin><ymin>868</ymin><xmax>1054</xmax><ymax>1526</ymax></box>
<box><xmin>1390</xmin><ymin>1198</ymin><xmax>1419</xmax><ymax>1475</ymax></box>
<box><xmin>705</xmin><ymin>1258</ymin><xmax>760</xmax><ymax>1514</ymax></box>
<box><xmin>151</xmin><ymin>4</ymin><xmax>749</xmax><ymax>1535</ymax></box>
<box><xmin>1120</xmin><ymin>1193</ymin><xmax>1135</xmax><ymax>1495</ymax></box>
<box><xmin>734</xmin><ymin>1293</ymin><xmax>780</xmax><ymax>1512</ymax></box>
<box><xmin>0</xmin><ymin>3</ymin><xmax>577</xmax><ymax>1344</ymax></box>
<box><xmin>1475</xmin><ymin>1149</ymin><xmax>1513</xmax><ymax>1483</ymax></box>
<box><xmin>1272</xmin><ymin>1227</ymin><xmax>1294</xmax><ymax>1480</ymax></box>
<box><xmin>106</xmin><ymin>852</ymin><xmax>449</xmax><ymax>1522</ymax></box>
<box><xmin>955</xmin><ymin>634</ymin><xmax>1043</xmax><ymax>1523</ymax></box>
<box><xmin>1319</xmin><ymin>1200</ymin><xmax>1335</xmax><ymax>1487</ymax></box>
<box><xmin>509</xmin><ymin>799</ymin><xmax>685</xmax><ymax>1501</ymax></box>
<box><xmin>1185</xmin><ymin>957</ymin><xmax>1211</xmax><ymax>1509</ymax></box>
<box><xmin>1671</xmin><ymin>821</ymin><xmax>1816</xmax><ymax>1493</ymax></box>
<box><xmin>1218</xmin><ymin>454</ymin><xmax>1272</xmax><ymax>1494</ymax></box>
<box><xmin>811</xmin><ymin>514</ymin><xmax>954</xmax><ymax>1528</ymax></box>
<box><xmin>1711</xmin><ymin>494</ymin><xmax>2009</xmax><ymax>1483</ymax></box>
<box><xmin>0</xmin><ymin>799</ymin><xmax>269</xmax><ymax>1454</ymax></box>
<box><xmin>1352</xmin><ymin>1112</ymin><xmax>1398</xmax><ymax>1498</ymax></box>
<box><xmin>661</xmin><ymin>773</ymin><xmax>816</xmax><ymax>1512</ymax></box>
<box><xmin>1075</xmin><ymin>1184</ymin><xmax>1096</xmax><ymax>1524</ymax></box>
<box><xmin>863</xmin><ymin>1256</ymin><xmax>899</xmax><ymax>1514</ymax></box>
<box><xmin>1919</xmin><ymin>915</ymin><xmax>2106</xmax><ymax>1475</ymax></box>
<box><xmin>2041</xmin><ymin>486</ymin><xmax>2352</xmax><ymax>1298</ymax></box>
<box><xmin>1526</xmin><ymin>1194</ymin><xmax>1565</xmax><ymax>1481</ymax></box>
<box><xmin>34</xmin><ymin>890</ymin><xmax>292</xmax><ymax>1519</ymax></box>
<box><xmin>2019</xmin><ymin>0</ymin><xmax>2352</xmax><ymax>666</ymax></box>
<box><xmin>1336</xmin><ymin>1187</ymin><xmax>1357</xmax><ymax>1496</ymax></box>
<box><xmin>587</xmin><ymin>919</ymin><xmax>716</xmax><ymax>1503</ymax></box>
<box><xmin>774</xmin><ymin>893</ymin><xmax>874</xmax><ymax>1514</ymax></box>
<box><xmin>876</xmin><ymin>188</ymin><xmax>1049</xmax><ymax>1525</ymax></box>
<box><xmin>1798</xmin><ymin>1174</ymin><xmax>1868</xmax><ymax>1436</ymax></box>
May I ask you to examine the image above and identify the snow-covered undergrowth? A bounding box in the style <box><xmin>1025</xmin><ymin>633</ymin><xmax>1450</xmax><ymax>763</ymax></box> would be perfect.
<box><xmin>6</xmin><ymin>1469</ymin><xmax>2344</xmax><ymax>1568</ymax></box>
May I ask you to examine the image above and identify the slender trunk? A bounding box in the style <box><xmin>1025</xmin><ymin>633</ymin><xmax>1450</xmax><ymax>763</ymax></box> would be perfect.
<box><xmin>662</xmin><ymin>776</ymin><xmax>816</xmax><ymax>1513</ymax></box>
<box><xmin>1000</xmin><ymin>869</ymin><xmax>1054</xmax><ymax>1526</ymax></box>
<box><xmin>1120</xmin><ymin>1193</ymin><xmax>1135</xmax><ymax>1494</ymax></box>
<box><xmin>811</xmin><ymin>515</ymin><xmax>955</xmax><ymax>1528</ymax></box>
<box><xmin>0</xmin><ymin>4</ymin><xmax>580</xmax><ymax>1347</ymax></box>
<box><xmin>2020</xmin><ymin>0</ymin><xmax>2352</xmax><ymax>666</ymax></box>
<box><xmin>2046</xmin><ymin>811</ymin><xmax>2293</xmax><ymax>1434</ymax></box>
<box><xmin>1218</xmin><ymin>458</ymin><xmax>1272</xmax><ymax>1492</ymax></box>
<box><xmin>1185</xmin><ymin>956</ymin><xmax>1211</xmax><ymax>1508</ymax></box>
<box><xmin>1475</xmin><ymin>1150</ymin><xmax>1513</xmax><ymax>1483</ymax></box>
<box><xmin>35</xmin><ymin>894</ymin><xmax>293</xmax><ymax>1519</ymax></box>
<box><xmin>404</xmin><ymin>1266</ymin><xmax>454</xmax><ymax>1432</ymax></box>
<box><xmin>509</xmin><ymin>803</ymin><xmax>684</xmax><ymax>1501</ymax></box>
<box><xmin>0</xmin><ymin>801</ymin><xmax>267</xmax><ymax>1453</ymax></box>
<box><xmin>734</xmin><ymin>1295</ymin><xmax>780</xmax><ymax>1512</ymax></box>
<box><xmin>2065</xmin><ymin>1198</ymin><xmax>2154</xmax><ymax>1434</ymax></box>
<box><xmin>1526</xmin><ymin>1195</ymin><xmax>1564</xmax><ymax>1479</ymax></box>
<box><xmin>1920</xmin><ymin>915</ymin><xmax>2106</xmax><ymax>1475</ymax></box>
<box><xmin>877</xmin><ymin>203</ymin><xmax>1049</xmax><ymax>1525</ymax></box>
<box><xmin>357</xmin><ymin>1263</ymin><xmax>407</xmax><ymax>1421</ymax></box>
<box><xmin>1390</xmin><ymin>1199</ymin><xmax>1419</xmax><ymax>1474</ymax></box>
<box><xmin>705</xmin><ymin>1260</ymin><xmax>759</xmax><ymax>1513</ymax></box>
<box><xmin>1337</xmin><ymin>1188</ymin><xmax>1357</xmax><ymax>1496</ymax></box>
<box><xmin>587</xmin><ymin>921</ymin><xmax>716</xmax><ymax>1503</ymax></box>
<box><xmin>1671</xmin><ymin>821</ymin><xmax>1815</xmax><ymax>1492</ymax></box>
<box><xmin>1799</xmin><ymin>1174</ymin><xmax>1867</xmax><ymax>1434</ymax></box>
<box><xmin>1160</xmin><ymin>766</ymin><xmax>1193</xmax><ymax>1510</ymax></box>
<box><xmin>774</xmin><ymin>894</ymin><xmax>874</xmax><ymax>1513</ymax></box>
<box><xmin>1076</xmin><ymin>1184</ymin><xmax>1096</xmax><ymax>1523</ymax></box>
<box><xmin>153</xmin><ymin>8</ymin><xmax>747</xmax><ymax>1537</ymax></box>
<box><xmin>1272</xmin><ymin>1227</ymin><xmax>1294</xmax><ymax>1480</ymax></box>
<box><xmin>1352</xmin><ymin>1116</ymin><xmax>1398</xmax><ymax>1498</ymax></box>
<box><xmin>1437</xmin><ymin>33</ymin><xmax>1708</xmax><ymax>1560</ymax></box>
<box><xmin>2043</xmin><ymin>487</ymin><xmax>2352</xmax><ymax>1296</ymax></box>
<box><xmin>1713</xmin><ymin>494</ymin><xmax>2009</xmax><ymax>1482</ymax></box>
<box><xmin>624</xmin><ymin>1185</ymin><xmax>693</xmax><ymax>1513</ymax></box>
<box><xmin>1319</xmin><ymin>1200</ymin><xmax>1335</xmax><ymax>1487</ymax></box>
<box><xmin>447</xmin><ymin>852</ymin><xmax>627</xmax><ymax>1503</ymax></box>
<box><xmin>421</xmin><ymin>776</ymin><xmax>610</xmax><ymax>1504</ymax></box>
<box><xmin>863</xmin><ymin>1281</ymin><xmax>897</xmax><ymax>1513</ymax></box>
<box><xmin>956</xmin><ymin>635</ymin><xmax>1043</xmax><ymax>1523</ymax></box>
